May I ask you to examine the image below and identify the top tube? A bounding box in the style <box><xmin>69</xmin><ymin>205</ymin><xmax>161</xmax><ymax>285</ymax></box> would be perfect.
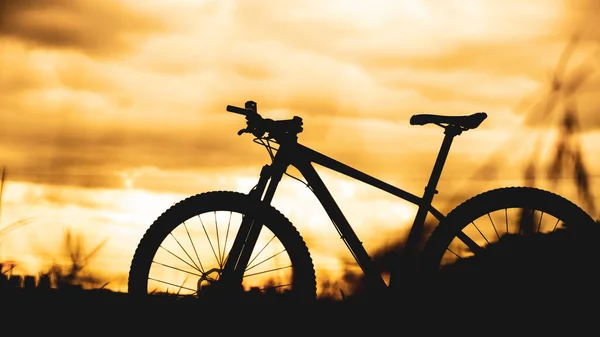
<box><xmin>290</xmin><ymin>144</ymin><xmax>446</xmax><ymax>221</ymax></box>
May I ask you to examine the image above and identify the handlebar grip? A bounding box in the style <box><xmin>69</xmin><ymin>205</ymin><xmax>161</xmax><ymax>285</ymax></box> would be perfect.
<box><xmin>226</xmin><ymin>105</ymin><xmax>250</xmax><ymax>115</ymax></box>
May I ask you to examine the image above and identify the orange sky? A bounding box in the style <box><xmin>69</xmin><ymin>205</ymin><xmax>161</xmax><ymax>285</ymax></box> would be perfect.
<box><xmin>1</xmin><ymin>0</ymin><xmax>600</xmax><ymax>294</ymax></box>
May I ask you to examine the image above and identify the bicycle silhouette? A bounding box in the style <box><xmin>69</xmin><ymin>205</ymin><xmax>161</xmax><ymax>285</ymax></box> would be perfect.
<box><xmin>128</xmin><ymin>100</ymin><xmax>596</xmax><ymax>300</ymax></box>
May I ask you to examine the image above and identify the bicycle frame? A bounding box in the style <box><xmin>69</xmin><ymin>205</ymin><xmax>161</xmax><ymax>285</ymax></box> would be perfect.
<box><xmin>221</xmin><ymin>124</ymin><xmax>464</xmax><ymax>292</ymax></box>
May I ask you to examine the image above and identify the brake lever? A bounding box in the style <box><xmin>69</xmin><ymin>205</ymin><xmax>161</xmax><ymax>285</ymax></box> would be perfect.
<box><xmin>237</xmin><ymin>117</ymin><xmax>255</xmax><ymax>136</ymax></box>
<box><xmin>238</xmin><ymin>125</ymin><xmax>265</xmax><ymax>137</ymax></box>
<box><xmin>238</xmin><ymin>113</ymin><xmax>265</xmax><ymax>137</ymax></box>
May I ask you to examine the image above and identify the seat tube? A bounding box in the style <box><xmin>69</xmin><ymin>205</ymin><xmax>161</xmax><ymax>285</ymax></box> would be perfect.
<box><xmin>404</xmin><ymin>126</ymin><xmax>461</xmax><ymax>260</ymax></box>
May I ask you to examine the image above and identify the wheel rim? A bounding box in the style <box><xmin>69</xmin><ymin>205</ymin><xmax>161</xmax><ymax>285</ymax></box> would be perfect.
<box><xmin>438</xmin><ymin>206</ymin><xmax>581</xmax><ymax>268</ymax></box>
<box><xmin>144</xmin><ymin>210</ymin><xmax>295</xmax><ymax>297</ymax></box>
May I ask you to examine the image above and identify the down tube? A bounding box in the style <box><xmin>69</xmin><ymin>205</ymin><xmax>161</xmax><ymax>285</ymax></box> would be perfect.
<box><xmin>293</xmin><ymin>159</ymin><xmax>388</xmax><ymax>291</ymax></box>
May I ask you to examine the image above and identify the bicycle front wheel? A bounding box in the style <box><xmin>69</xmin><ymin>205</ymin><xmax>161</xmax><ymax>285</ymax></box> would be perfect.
<box><xmin>421</xmin><ymin>187</ymin><xmax>596</xmax><ymax>273</ymax></box>
<box><xmin>128</xmin><ymin>191</ymin><xmax>317</xmax><ymax>300</ymax></box>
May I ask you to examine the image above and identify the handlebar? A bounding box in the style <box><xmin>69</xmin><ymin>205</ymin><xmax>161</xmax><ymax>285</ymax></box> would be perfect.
<box><xmin>227</xmin><ymin>100</ymin><xmax>258</xmax><ymax>116</ymax></box>
<box><xmin>226</xmin><ymin>100</ymin><xmax>303</xmax><ymax>140</ymax></box>
<box><xmin>226</xmin><ymin>105</ymin><xmax>251</xmax><ymax>115</ymax></box>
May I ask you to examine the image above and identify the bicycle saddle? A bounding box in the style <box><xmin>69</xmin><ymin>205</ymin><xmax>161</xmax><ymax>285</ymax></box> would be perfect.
<box><xmin>410</xmin><ymin>112</ymin><xmax>487</xmax><ymax>130</ymax></box>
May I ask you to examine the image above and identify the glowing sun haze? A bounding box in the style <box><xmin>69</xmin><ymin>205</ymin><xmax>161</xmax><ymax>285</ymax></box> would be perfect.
<box><xmin>1</xmin><ymin>0</ymin><xmax>599</xmax><ymax>294</ymax></box>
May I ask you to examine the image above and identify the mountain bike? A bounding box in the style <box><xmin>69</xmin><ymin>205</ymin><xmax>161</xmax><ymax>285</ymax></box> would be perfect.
<box><xmin>128</xmin><ymin>100</ymin><xmax>596</xmax><ymax>300</ymax></box>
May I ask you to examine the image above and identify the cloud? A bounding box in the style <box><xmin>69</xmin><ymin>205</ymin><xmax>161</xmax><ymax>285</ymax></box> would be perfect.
<box><xmin>225</xmin><ymin>0</ymin><xmax>577</xmax><ymax>123</ymax></box>
<box><xmin>562</xmin><ymin>0</ymin><xmax>600</xmax><ymax>41</ymax></box>
<box><xmin>2</xmin><ymin>0</ymin><xmax>594</xmax><ymax>192</ymax></box>
<box><xmin>0</xmin><ymin>105</ymin><xmax>270</xmax><ymax>188</ymax></box>
<box><xmin>0</xmin><ymin>0</ymin><xmax>164</xmax><ymax>58</ymax></box>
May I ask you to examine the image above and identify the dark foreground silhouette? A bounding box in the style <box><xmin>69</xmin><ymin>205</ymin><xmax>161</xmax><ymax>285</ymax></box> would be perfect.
<box><xmin>432</xmin><ymin>226</ymin><xmax>600</xmax><ymax>304</ymax></box>
<box><xmin>2</xmin><ymin>224</ymin><xmax>598</xmax><ymax>333</ymax></box>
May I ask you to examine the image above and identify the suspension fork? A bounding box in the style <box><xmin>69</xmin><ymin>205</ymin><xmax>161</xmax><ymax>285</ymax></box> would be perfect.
<box><xmin>220</xmin><ymin>161</ymin><xmax>287</xmax><ymax>286</ymax></box>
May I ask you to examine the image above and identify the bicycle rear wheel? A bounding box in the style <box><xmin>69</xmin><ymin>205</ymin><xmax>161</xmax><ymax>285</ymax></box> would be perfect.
<box><xmin>421</xmin><ymin>187</ymin><xmax>597</xmax><ymax>274</ymax></box>
<box><xmin>128</xmin><ymin>191</ymin><xmax>317</xmax><ymax>300</ymax></box>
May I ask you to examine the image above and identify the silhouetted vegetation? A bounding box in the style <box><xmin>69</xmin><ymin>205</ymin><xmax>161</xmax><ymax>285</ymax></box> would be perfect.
<box><xmin>2</xmin><ymin>223</ymin><xmax>598</xmax><ymax>332</ymax></box>
<box><xmin>335</xmin><ymin>221</ymin><xmax>437</xmax><ymax>299</ymax></box>
<box><xmin>1</xmin><ymin>228</ymin><xmax>108</xmax><ymax>291</ymax></box>
<box><xmin>436</xmin><ymin>224</ymin><xmax>600</xmax><ymax>296</ymax></box>
<box><xmin>42</xmin><ymin>229</ymin><xmax>109</xmax><ymax>290</ymax></box>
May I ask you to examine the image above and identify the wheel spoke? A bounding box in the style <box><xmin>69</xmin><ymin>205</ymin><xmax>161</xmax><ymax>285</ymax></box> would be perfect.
<box><xmin>151</xmin><ymin>260</ymin><xmax>204</xmax><ymax>278</ymax></box>
<box><xmin>183</xmin><ymin>221</ymin><xmax>204</xmax><ymax>273</ymax></box>
<box><xmin>552</xmin><ymin>218</ymin><xmax>561</xmax><ymax>231</ymax></box>
<box><xmin>445</xmin><ymin>246</ymin><xmax>464</xmax><ymax>260</ymax></box>
<box><xmin>246</xmin><ymin>249</ymin><xmax>288</xmax><ymax>273</ymax></box>
<box><xmin>456</xmin><ymin>228</ymin><xmax>484</xmax><ymax>254</ymax></box>
<box><xmin>159</xmin><ymin>244</ymin><xmax>202</xmax><ymax>272</ymax></box>
<box><xmin>245</xmin><ymin>234</ymin><xmax>277</xmax><ymax>270</ymax></box>
<box><xmin>471</xmin><ymin>220</ymin><xmax>490</xmax><ymax>245</ymax></box>
<box><xmin>148</xmin><ymin>277</ymin><xmax>198</xmax><ymax>294</ymax></box>
<box><xmin>198</xmin><ymin>214</ymin><xmax>222</xmax><ymax>268</ymax></box>
<box><xmin>220</xmin><ymin>211</ymin><xmax>233</xmax><ymax>268</ymax></box>
<box><xmin>488</xmin><ymin>213</ymin><xmax>500</xmax><ymax>240</ymax></box>
<box><xmin>168</xmin><ymin>230</ymin><xmax>202</xmax><ymax>272</ymax></box>
<box><xmin>537</xmin><ymin>211</ymin><xmax>544</xmax><ymax>232</ymax></box>
<box><xmin>505</xmin><ymin>208</ymin><xmax>509</xmax><ymax>234</ymax></box>
<box><xmin>214</xmin><ymin>211</ymin><xmax>222</xmax><ymax>267</ymax></box>
<box><xmin>244</xmin><ymin>264</ymin><xmax>292</xmax><ymax>278</ymax></box>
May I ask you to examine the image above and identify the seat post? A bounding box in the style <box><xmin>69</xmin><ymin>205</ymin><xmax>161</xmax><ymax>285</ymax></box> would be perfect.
<box><xmin>404</xmin><ymin>125</ymin><xmax>463</xmax><ymax>261</ymax></box>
